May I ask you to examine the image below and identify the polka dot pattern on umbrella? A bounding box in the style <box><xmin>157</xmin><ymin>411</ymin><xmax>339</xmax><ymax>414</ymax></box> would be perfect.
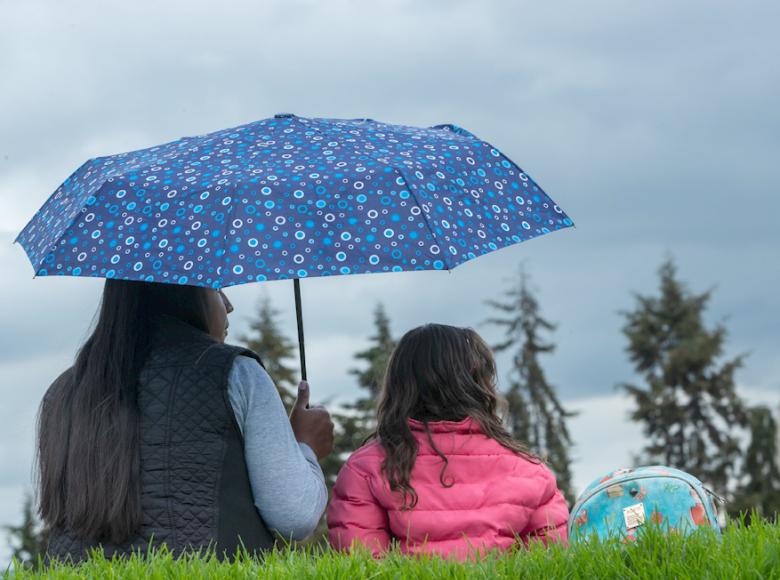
<box><xmin>16</xmin><ymin>114</ymin><xmax>573</xmax><ymax>287</ymax></box>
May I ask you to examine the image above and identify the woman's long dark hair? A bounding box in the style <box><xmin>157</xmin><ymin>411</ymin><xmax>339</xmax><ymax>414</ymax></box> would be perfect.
<box><xmin>37</xmin><ymin>279</ymin><xmax>213</xmax><ymax>543</ymax></box>
<box><xmin>376</xmin><ymin>324</ymin><xmax>539</xmax><ymax>510</ymax></box>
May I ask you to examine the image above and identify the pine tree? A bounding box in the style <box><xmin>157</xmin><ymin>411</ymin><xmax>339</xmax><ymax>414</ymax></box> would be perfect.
<box><xmin>620</xmin><ymin>258</ymin><xmax>747</xmax><ymax>493</ymax></box>
<box><xmin>731</xmin><ymin>405</ymin><xmax>780</xmax><ymax>521</ymax></box>
<box><xmin>320</xmin><ymin>304</ymin><xmax>397</xmax><ymax>488</ymax></box>
<box><xmin>301</xmin><ymin>305</ymin><xmax>397</xmax><ymax>547</ymax></box>
<box><xmin>3</xmin><ymin>493</ymin><xmax>48</xmax><ymax>569</ymax></box>
<box><xmin>486</xmin><ymin>269</ymin><xmax>577</xmax><ymax>505</ymax></box>
<box><xmin>238</xmin><ymin>292</ymin><xmax>297</xmax><ymax>411</ymax></box>
<box><xmin>348</xmin><ymin>303</ymin><xmax>397</xmax><ymax>444</ymax></box>
<box><xmin>350</xmin><ymin>303</ymin><xmax>396</xmax><ymax>400</ymax></box>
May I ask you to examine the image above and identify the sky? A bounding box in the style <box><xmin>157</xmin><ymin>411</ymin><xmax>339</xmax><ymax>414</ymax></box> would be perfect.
<box><xmin>1</xmin><ymin>0</ymin><xmax>779</xmax><ymax>564</ymax></box>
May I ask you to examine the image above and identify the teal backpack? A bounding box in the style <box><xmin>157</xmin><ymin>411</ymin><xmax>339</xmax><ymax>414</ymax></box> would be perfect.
<box><xmin>568</xmin><ymin>466</ymin><xmax>722</xmax><ymax>542</ymax></box>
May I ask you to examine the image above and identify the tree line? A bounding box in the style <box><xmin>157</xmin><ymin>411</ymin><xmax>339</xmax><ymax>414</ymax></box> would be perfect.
<box><xmin>6</xmin><ymin>257</ymin><xmax>780</xmax><ymax>564</ymax></box>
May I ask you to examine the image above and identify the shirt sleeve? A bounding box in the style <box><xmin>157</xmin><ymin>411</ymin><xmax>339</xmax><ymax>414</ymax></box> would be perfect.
<box><xmin>327</xmin><ymin>459</ymin><xmax>391</xmax><ymax>557</ymax></box>
<box><xmin>227</xmin><ymin>355</ymin><xmax>328</xmax><ymax>541</ymax></box>
<box><xmin>520</xmin><ymin>466</ymin><xmax>570</xmax><ymax>547</ymax></box>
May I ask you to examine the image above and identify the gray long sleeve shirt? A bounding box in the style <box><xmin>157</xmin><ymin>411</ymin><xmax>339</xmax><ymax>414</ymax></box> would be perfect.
<box><xmin>226</xmin><ymin>355</ymin><xmax>327</xmax><ymax>540</ymax></box>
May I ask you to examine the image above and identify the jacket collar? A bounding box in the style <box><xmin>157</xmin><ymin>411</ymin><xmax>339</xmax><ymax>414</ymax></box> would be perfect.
<box><xmin>407</xmin><ymin>416</ymin><xmax>481</xmax><ymax>434</ymax></box>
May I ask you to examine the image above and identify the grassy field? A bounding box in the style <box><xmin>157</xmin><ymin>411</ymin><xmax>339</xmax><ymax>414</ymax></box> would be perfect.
<box><xmin>4</xmin><ymin>520</ymin><xmax>779</xmax><ymax>579</ymax></box>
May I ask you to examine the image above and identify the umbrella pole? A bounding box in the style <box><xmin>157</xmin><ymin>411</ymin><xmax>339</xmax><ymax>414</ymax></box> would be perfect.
<box><xmin>294</xmin><ymin>278</ymin><xmax>307</xmax><ymax>382</ymax></box>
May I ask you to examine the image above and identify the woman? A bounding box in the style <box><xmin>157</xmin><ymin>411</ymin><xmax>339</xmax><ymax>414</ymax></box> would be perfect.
<box><xmin>37</xmin><ymin>279</ymin><xmax>333</xmax><ymax>561</ymax></box>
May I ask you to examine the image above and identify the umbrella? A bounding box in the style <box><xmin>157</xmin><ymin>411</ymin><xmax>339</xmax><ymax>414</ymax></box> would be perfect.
<box><xmin>16</xmin><ymin>113</ymin><xmax>574</xmax><ymax>379</ymax></box>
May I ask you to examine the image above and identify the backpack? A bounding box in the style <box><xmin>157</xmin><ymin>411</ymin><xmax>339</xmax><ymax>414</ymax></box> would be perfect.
<box><xmin>568</xmin><ymin>466</ymin><xmax>722</xmax><ymax>542</ymax></box>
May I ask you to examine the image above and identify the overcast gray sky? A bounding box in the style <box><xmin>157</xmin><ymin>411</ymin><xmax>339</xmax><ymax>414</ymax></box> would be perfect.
<box><xmin>1</xmin><ymin>0</ymin><xmax>778</xmax><ymax>563</ymax></box>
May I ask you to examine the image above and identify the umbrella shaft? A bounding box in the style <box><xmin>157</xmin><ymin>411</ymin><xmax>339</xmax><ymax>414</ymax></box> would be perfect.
<box><xmin>294</xmin><ymin>278</ymin><xmax>307</xmax><ymax>382</ymax></box>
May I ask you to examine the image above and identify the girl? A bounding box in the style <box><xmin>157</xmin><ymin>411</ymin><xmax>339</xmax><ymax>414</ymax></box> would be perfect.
<box><xmin>327</xmin><ymin>323</ymin><xmax>569</xmax><ymax>560</ymax></box>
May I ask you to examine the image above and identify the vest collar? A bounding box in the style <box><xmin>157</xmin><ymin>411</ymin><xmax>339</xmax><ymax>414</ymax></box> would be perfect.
<box><xmin>154</xmin><ymin>313</ymin><xmax>213</xmax><ymax>339</ymax></box>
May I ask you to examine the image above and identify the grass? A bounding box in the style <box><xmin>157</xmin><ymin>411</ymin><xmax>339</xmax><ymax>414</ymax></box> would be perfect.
<box><xmin>4</xmin><ymin>520</ymin><xmax>779</xmax><ymax>579</ymax></box>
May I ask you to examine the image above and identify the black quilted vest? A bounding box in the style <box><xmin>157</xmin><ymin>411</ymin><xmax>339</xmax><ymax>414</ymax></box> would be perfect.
<box><xmin>45</xmin><ymin>314</ymin><xmax>275</xmax><ymax>561</ymax></box>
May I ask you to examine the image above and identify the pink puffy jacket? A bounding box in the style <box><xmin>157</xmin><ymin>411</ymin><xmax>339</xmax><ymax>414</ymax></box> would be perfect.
<box><xmin>327</xmin><ymin>417</ymin><xmax>569</xmax><ymax>560</ymax></box>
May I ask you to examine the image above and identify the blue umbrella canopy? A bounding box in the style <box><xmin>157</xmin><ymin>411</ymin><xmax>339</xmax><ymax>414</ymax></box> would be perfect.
<box><xmin>17</xmin><ymin>113</ymin><xmax>574</xmax><ymax>379</ymax></box>
<box><xmin>16</xmin><ymin>114</ymin><xmax>573</xmax><ymax>287</ymax></box>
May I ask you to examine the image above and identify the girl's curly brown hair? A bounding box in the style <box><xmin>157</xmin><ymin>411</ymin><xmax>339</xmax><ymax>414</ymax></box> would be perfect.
<box><xmin>375</xmin><ymin>323</ymin><xmax>539</xmax><ymax>509</ymax></box>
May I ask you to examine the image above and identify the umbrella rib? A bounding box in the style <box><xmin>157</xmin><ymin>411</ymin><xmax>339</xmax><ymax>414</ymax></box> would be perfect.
<box><xmin>382</xmin><ymin>164</ymin><xmax>453</xmax><ymax>271</ymax></box>
<box><xmin>304</xmin><ymin>118</ymin><xmax>453</xmax><ymax>271</ymax></box>
<box><xmin>27</xmin><ymin>160</ymin><xmax>108</xmax><ymax>274</ymax></box>
<box><xmin>22</xmin><ymin>131</ymin><xmax>219</xmax><ymax>274</ymax></box>
<box><xmin>217</xmin><ymin>188</ymin><xmax>238</xmax><ymax>289</ymax></box>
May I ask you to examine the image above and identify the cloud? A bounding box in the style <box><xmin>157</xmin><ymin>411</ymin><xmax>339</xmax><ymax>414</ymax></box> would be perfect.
<box><xmin>0</xmin><ymin>234</ymin><xmax>103</xmax><ymax>363</ymax></box>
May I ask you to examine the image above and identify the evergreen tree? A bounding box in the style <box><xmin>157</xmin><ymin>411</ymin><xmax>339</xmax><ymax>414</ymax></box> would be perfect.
<box><xmin>350</xmin><ymin>303</ymin><xmax>396</xmax><ymax>400</ymax></box>
<box><xmin>238</xmin><ymin>292</ymin><xmax>297</xmax><ymax>411</ymax></box>
<box><xmin>319</xmin><ymin>304</ymin><xmax>397</xmax><ymax>486</ymax></box>
<box><xmin>731</xmin><ymin>405</ymin><xmax>780</xmax><ymax>521</ymax></box>
<box><xmin>620</xmin><ymin>258</ymin><xmax>747</xmax><ymax>492</ymax></box>
<box><xmin>3</xmin><ymin>493</ymin><xmax>48</xmax><ymax>569</ymax></box>
<box><xmin>486</xmin><ymin>269</ymin><xmax>577</xmax><ymax>505</ymax></box>
<box><xmin>303</xmin><ymin>304</ymin><xmax>397</xmax><ymax>547</ymax></box>
<box><xmin>348</xmin><ymin>303</ymin><xmax>397</xmax><ymax>442</ymax></box>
